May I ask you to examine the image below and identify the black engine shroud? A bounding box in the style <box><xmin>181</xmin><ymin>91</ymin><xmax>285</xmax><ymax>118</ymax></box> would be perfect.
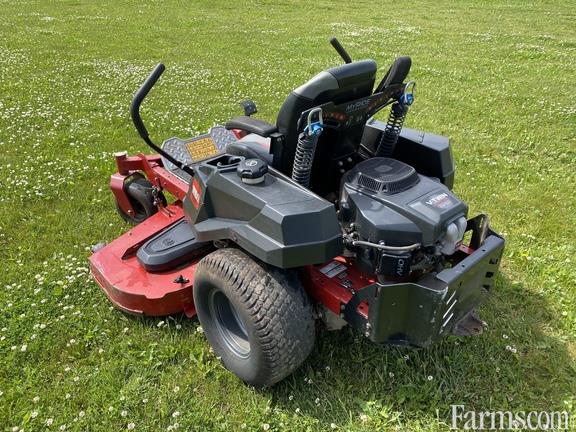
<box><xmin>340</xmin><ymin>157</ymin><xmax>467</xmax><ymax>244</ymax></box>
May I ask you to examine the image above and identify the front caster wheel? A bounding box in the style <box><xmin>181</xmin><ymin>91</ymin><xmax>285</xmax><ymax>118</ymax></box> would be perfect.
<box><xmin>193</xmin><ymin>248</ymin><xmax>315</xmax><ymax>387</ymax></box>
<box><xmin>115</xmin><ymin>173</ymin><xmax>165</xmax><ymax>224</ymax></box>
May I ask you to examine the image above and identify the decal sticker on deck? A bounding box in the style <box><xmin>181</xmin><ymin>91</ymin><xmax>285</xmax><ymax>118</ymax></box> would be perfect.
<box><xmin>319</xmin><ymin>261</ymin><xmax>347</xmax><ymax>278</ymax></box>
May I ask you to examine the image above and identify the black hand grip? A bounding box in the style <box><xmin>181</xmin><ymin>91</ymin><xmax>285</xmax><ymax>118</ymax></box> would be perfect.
<box><xmin>329</xmin><ymin>37</ymin><xmax>352</xmax><ymax>64</ymax></box>
<box><xmin>130</xmin><ymin>63</ymin><xmax>165</xmax><ymax>141</ymax></box>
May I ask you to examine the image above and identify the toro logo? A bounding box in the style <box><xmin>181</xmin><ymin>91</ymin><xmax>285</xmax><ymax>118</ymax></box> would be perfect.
<box><xmin>425</xmin><ymin>192</ymin><xmax>452</xmax><ymax>209</ymax></box>
<box><xmin>190</xmin><ymin>179</ymin><xmax>202</xmax><ymax>209</ymax></box>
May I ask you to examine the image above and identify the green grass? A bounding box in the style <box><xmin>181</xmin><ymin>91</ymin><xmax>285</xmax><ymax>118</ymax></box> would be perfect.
<box><xmin>0</xmin><ymin>0</ymin><xmax>575</xmax><ymax>430</ymax></box>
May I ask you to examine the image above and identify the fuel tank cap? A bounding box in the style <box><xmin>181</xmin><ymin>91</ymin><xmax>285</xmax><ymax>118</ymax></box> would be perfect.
<box><xmin>237</xmin><ymin>158</ymin><xmax>268</xmax><ymax>184</ymax></box>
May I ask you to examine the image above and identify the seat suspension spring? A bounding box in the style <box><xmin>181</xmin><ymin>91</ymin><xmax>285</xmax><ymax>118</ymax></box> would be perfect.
<box><xmin>375</xmin><ymin>81</ymin><xmax>416</xmax><ymax>157</ymax></box>
<box><xmin>292</xmin><ymin>108</ymin><xmax>323</xmax><ymax>188</ymax></box>
<box><xmin>292</xmin><ymin>133</ymin><xmax>318</xmax><ymax>187</ymax></box>
<box><xmin>375</xmin><ymin>102</ymin><xmax>408</xmax><ymax>157</ymax></box>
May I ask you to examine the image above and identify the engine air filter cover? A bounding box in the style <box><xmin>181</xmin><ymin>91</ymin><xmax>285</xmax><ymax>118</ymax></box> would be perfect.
<box><xmin>350</xmin><ymin>157</ymin><xmax>419</xmax><ymax>195</ymax></box>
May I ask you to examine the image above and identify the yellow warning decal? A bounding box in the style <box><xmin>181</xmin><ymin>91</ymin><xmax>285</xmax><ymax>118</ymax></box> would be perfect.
<box><xmin>187</xmin><ymin>137</ymin><xmax>219</xmax><ymax>161</ymax></box>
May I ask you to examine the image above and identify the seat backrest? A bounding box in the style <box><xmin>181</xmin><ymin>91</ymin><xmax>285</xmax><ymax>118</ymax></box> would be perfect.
<box><xmin>275</xmin><ymin>60</ymin><xmax>377</xmax><ymax>195</ymax></box>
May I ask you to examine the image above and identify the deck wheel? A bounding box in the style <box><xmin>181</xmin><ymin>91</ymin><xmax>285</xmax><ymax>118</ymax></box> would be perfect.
<box><xmin>115</xmin><ymin>173</ymin><xmax>165</xmax><ymax>224</ymax></box>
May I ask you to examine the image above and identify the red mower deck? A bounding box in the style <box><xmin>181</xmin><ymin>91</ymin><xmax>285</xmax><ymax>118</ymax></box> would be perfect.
<box><xmin>90</xmin><ymin>204</ymin><xmax>197</xmax><ymax>318</ymax></box>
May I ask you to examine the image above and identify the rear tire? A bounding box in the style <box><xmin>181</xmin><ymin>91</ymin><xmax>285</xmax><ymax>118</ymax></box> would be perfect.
<box><xmin>115</xmin><ymin>174</ymin><xmax>164</xmax><ymax>224</ymax></box>
<box><xmin>193</xmin><ymin>248</ymin><xmax>315</xmax><ymax>387</ymax></box>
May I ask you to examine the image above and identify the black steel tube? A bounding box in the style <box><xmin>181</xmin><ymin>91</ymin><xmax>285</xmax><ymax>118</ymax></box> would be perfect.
<box><xmin>130</xmin><ymin>63</ymin><xmax>195</xmax><ymax>176</ymax></box>
<box><xmin>131</xmin><ymin>63</ymin><xmax>165</xmax><ymax>142</ymax></box>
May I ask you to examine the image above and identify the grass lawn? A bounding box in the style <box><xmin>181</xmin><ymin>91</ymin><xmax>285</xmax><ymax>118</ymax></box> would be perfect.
<box><xmin>1</xmin><ymin>0</ymin><xmax>575</xmax><ymax>430</ymax></box>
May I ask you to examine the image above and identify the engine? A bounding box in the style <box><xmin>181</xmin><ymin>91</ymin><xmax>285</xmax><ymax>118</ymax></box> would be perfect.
<box><xmin>339</xmin><ymin>157</ymin><xmax>468</xmax><ymax>280</ymax></box>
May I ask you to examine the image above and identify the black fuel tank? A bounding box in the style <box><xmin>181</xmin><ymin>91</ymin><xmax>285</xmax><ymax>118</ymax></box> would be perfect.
<box><xmin>182</xmin><ymin>154</ymin><xmax>343</xmax><ymax>268</ymax></box>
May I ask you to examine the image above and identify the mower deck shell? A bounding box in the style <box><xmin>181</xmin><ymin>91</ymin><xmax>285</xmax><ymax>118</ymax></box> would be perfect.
<box><xmin>89</xmin><ymin>204</ymin><xmax>198</xmax><ymax>317</ymax></box>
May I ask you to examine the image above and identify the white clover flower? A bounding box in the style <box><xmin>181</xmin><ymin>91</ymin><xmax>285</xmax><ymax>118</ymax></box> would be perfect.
<box><xmin>31</xmin><ymin>411</ymin><xmax>38</xmax><ymax>418</ymax></box>
<box><xmin>127</xmin><ymin>423</ymin><xmax>135</xmax><ymax>430</ymax></box>
<box><xmin>330</xmin><ymin>424</ymin><xmax>337</xmax><ymax>429</ymax></box>
<box><xmin>262</xmin><ymin>424</ymin><xmax>270</xmax><ymax>431</ymax></box>
<box><xmin>45</xmin><ymin>418</ymin><xmax>54</xmax><ymax>426</ymax></box>
<box><xmin>172</xmin><ymin>411</ymin><xmax>180</xmax><ymax>418</ymax></box>
<box><xmin>427</xmin><ymin>375</ymin><xmax>433</xmax><ymax>381</ymax></box>
<box><xmin>20</xmin><ymin>344</ymin><xmax>27</xmax><ymax>352</ymax></box>
<box><xmin>121</xmin><ymin>410</ymin><xmax>128</xmax><ymax>417</ymax></box>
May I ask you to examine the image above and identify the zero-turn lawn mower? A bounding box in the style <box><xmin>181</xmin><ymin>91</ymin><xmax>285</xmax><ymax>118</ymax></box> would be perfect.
<box><xmin>89</xmin><ymin>38</ymin><xmax>505</xmax><ymax>387</ymax></box>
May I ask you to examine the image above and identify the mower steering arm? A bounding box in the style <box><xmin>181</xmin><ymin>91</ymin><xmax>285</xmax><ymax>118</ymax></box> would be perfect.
<box><xmin>130</xmin><ymin>63</ymin><xmax>196</xmax><ymax>177</ymax></box>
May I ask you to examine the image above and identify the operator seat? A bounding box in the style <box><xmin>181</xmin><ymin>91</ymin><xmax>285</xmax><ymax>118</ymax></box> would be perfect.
<box><xmin>226</xmin><ymin>60</ymin><xmax>377</xmax><ymax>193</ymax></box>
<box><xmin>275</xmin><ymin>60</ymin><xmax>376</xmax><ymax>194</ymax></box>
<box><xmin>226</xmin><ymin>56</ymin><xmax>410</xmax><ymax>195</ymax></box>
